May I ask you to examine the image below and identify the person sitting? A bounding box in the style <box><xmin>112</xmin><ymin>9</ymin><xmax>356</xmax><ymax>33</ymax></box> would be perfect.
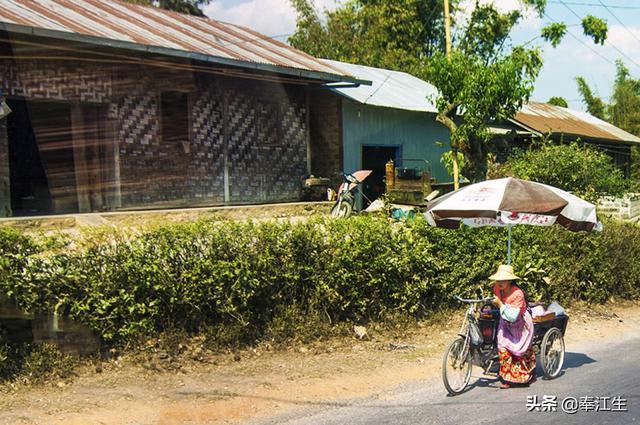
<box><xmin>490</xmin><ymin>264</ymin><xmax>536</xmax><ymax>389</ymax></box>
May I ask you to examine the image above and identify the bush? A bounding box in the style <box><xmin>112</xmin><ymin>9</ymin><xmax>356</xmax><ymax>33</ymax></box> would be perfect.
<box><xmin>0</xmin><ymin>342</ymin><xmax>76</xmax><ymax>383</ymax></box>
<box><xmin>492</xmin><ymin>141</ymin><xmax>629</xmax><ymax>203</ymax></box>
<box><xmin>0</xmin><ymin>216</ymin><xmax>639</xmax><ymax>350</ymax></box>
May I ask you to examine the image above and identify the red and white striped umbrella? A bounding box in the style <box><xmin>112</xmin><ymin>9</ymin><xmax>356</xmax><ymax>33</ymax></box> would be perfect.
<box><xmin>425</xmin><ymin>177</ymin><xmax>601</xmax><ymax>232</ymax></box>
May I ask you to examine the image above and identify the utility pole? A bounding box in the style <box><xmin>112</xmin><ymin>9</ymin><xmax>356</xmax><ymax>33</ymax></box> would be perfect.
<box><xmin>443</xmin><ymin>0</ymin><xmax>460</xmax><ymax>190</ymax></box>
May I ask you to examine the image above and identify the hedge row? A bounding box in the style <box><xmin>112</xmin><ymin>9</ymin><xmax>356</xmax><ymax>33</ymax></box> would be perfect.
<box><xmin>0</xmin><ymin>216</ymin><xmax>639</xmax><ymax>347</ymax></box>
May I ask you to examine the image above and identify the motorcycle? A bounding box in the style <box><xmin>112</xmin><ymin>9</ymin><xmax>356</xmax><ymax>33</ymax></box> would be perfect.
<box><xmin>330</xmin><ymin>170</ymin><xmax>372</xmax><ymax>218</ymax></box>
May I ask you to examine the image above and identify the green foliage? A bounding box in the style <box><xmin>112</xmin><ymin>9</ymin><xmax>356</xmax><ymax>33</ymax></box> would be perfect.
<box><xmin>427</xmin><ymin>44</ymin><xmax>543</xmax><ymax>180</ymax></box>
<box><xmin>0</xmin><ymin>342</ymin><xmax>76</xmax><ymax>383</ymax></box>
<box><xmin>581</xmin><ymin>15</ymin><xmax>608</xmax><ymax>45</ymax></box>
<box><xmin>547</xmin><ymin>96</ymin><xmax>568</xmax><ymax>108</ymax></box>
<box><xmin>440</xmin><ymin>150</ymin><xmax>468</xmax><ymax>179</ymax></box>
<box><xmin>541</xmin><ymin>23</ymin><xmax>567</xmax><ymax>47</ymax></box>
<box><xmin>577</xmin><ymin>61</ymin><xmax>640</xmax><ymax>186</ymax></box>
<box><xmin>122</xmin><ymin>0</ymin><xmax>210</xmax><ymax>16</ymax></box>
<box><xmin>494</xmin><ymin>142</ymin><xmax>629</xmax><ymax>203</ymax></box>
<box><xmin>609</xmin><ymin>61</ymin><xmax>640</xmax><ymax>136</ymax></box>
<box><xmin>289</xmin><ymin>0</ymin><xmax>609</xmax><ymax>183</ymax></box>
<box><xmin>575</xmin><ymin>76</ymin><xmax>607</xmax><ymax>119</ymax></box>
<box><xmin>288</xmin><ymin>0</ymin><xmax>453</xmax><ymax>76</ymax></box>
<box><xmin>1</xmin><ymin>215</ymin><xmax>639</xmax><ymax>352</ymax></box>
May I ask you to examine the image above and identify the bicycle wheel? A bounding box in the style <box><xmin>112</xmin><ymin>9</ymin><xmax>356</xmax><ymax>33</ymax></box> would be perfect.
<box><xmin>330</xmin><ymin>200</ymin><xmax>353</xmax><ymax>218</ymax></box>
<box><xmin>442</xmin><ymin>336</ymin><xmax>472</xmax><ymax>395</ymax></box>
<box><xmin>540</xmin><ymin>327</ymin><xmax>565</xmax><ymax>379</ymax></box>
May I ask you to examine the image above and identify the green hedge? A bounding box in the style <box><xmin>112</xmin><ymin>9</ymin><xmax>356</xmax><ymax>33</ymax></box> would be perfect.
<box><xmin>1</xmin><ymin>216</ymin><xmax>639</xmax><ymax>347</ymax></box>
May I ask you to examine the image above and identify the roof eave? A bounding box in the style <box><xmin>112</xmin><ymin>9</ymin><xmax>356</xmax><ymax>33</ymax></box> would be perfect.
<box><xmin>509</xmin><ymin>117</ymin><xmax>640</xmax><ymax>146</ymax></box>
<box><xmin>328</xmin><ymin>88</ymin><xmax>438</xmax><ymax>113</ymax></box>
<box><xmin>0</xmin><ymin>22</ymin><xmax>370</xmax><ymax>85</ymax></box>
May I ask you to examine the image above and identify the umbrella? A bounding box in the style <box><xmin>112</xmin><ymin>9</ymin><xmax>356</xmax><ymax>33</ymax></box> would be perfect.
<box><xmin>424</xmin><ymin>177</ymin><xmax>602</xmax><ymax>263</ymax></box>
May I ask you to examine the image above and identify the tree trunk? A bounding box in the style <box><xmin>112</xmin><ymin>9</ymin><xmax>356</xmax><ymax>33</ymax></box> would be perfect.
<box><xmin>436</xmin><ymin>104</ymin><xmax>460</xmax><ymax>190</ymax></box>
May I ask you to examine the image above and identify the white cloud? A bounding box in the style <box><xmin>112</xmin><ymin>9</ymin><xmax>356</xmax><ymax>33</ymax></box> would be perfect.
<box><xmin>607</xmin><ymin>25</ymin><xmax>640</xmax><ymax>61</ymax></box>
<box><xmin>204</xmin><ymin>0</ymin><xmax>297</xmax><ymax>37</ymax></box>
<box><xmin>204</xmin><ymin>0</ymin><xmax>346</xmax><ymax>38</ymax></box>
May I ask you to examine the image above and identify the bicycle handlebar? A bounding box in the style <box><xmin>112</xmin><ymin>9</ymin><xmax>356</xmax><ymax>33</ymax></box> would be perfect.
<box><xmin>343</xmin><ymin>173</ymin><xmax>361</xmax><ymax>184</ymax></box>
<box><xmin>454</xmin><ymin>295</ymin><xmax>495</xmax><ymax>304</ymax></box>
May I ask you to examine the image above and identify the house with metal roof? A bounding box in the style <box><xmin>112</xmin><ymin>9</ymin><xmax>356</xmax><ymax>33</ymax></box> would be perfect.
<box><xmin>308</xmin><ymin>59</ymin><xmax>451</xmax><ymax>205</ymax></box>
<box><xmin>0</xmin><ymin>0</ymin><xmax>366</xmax><ymax>217</ymax></box>
<box><xmin>491</xmin><ymin>102</ymin><xmax>640</xmax><ymax>177</ymax></box>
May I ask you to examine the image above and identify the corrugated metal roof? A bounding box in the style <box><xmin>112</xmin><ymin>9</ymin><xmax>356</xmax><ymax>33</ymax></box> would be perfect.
<box><xmin>513</xmin><ymin>102</ymin><xmax>640</xmax><ymax>145</ymax></box>
<box><xmin>0</xmin><ymin>0</ymin><xmax>353</xmax><ymax>81</ymax></box>
<box><xmin>321</xmin><ymin>59</ymin><xmax>439</xmax><ymax>113</ymax></box>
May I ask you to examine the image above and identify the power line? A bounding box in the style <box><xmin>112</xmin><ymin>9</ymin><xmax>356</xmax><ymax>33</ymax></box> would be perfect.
<box><xmin>596</xmin><ymin>0</ymin><xmax>640</xmax><ymax>46</ymax></box>
<box><xmin>556</xmin><ymin>0</ymin><xmax>640</xmax><ymax>72</ymax></box>
<box><xmin>548</xmin><ymin>1</ymin><xmax>640</xmax><ymax>9</ymax></box>
<box><xmin>543</xmin><ymin>12</ymin><xmax>615</xmax><ymax>66</ymax></box>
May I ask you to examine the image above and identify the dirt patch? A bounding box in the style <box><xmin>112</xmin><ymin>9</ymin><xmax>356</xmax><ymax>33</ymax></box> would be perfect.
<box><xmin>1</xmin><ymin>301</ymin><xmax>639</xmax><ymax>425</ymax></box>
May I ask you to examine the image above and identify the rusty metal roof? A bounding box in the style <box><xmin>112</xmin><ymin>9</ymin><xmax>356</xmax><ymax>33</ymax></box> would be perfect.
<box><xmin>0</xmin><ymin>0</ymin><xmax>357</xmax><ymax>82</ymax></box>
<box><xmin>513</xmin><ymin>102</ymin><xmax>640</xmax><ymax>145</ymax></box>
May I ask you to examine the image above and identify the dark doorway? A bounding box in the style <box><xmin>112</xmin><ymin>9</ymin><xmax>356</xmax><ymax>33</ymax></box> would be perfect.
<box><xmin>361</xmin><ymin>145</ymin><xmax>400</xmax><ymax>207</ymax></box>
<box><xmin>7</xmin><ymin>100</ymin><xmax>78</xmax><ymax>215</ymax></box>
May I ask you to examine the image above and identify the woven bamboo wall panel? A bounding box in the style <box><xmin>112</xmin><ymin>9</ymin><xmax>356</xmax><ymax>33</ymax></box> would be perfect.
<box><xmin>189</xmin><ymin>84</ymin><xmax>225</xmax><ymax>203</ymax></box>
<box><xmin>227</xmin><ymin>86</ymin><xmax>307</xmax><ymax>203</ymax></box>
<box><xmin>0</xmin><ymin>60</ymin><xmax>113</xmax><ymax>103</ymax></box>
<box><xmin>0</xmin><ymin>59</ymin><xmax>309</xmax><ymax>209</ymax></box>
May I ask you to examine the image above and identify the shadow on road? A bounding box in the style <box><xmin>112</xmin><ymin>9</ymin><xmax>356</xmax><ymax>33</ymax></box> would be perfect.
<box><xmin>562</xmin><ymin>351</ymin><xmax>596</xmax><ymax>370</ymax></box>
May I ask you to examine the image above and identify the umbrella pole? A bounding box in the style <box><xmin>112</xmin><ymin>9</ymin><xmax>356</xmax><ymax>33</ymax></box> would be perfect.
<box><xmin>507</xmin><ymin>226</ymin><xmax>512</xmax><ymax>265</ymax></box>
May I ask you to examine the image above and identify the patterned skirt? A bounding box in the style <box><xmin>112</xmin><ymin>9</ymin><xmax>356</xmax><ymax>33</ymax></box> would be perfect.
<box><xmin>498</xmin><ymin>346</ymin><xmax>536</xmax><ymax>384</ymax></box>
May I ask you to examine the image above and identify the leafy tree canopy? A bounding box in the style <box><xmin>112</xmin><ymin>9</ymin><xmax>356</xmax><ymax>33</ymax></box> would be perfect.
<box><xmin>289</xmin><ymin>0</ymin><xmax>454</xmax><ymax>76</ymax></box>
<box><xmin>548</xmin><ymin>96</ymin><xmax>568</xmax><ymax>108</ymax></box>
<box><xmin>577</xmin><ymin>61</ymin><xmax>640</xmax><ymax>188</ymax></box>
<box><xmin>290</xmin><ymin>0</ymin><xmax>608</xmax><ymax>183</ymax></box>
<box><xmin>494</xmin><ymin>142</ymin><xmax>628</xmax><ymax>203</ymax></box>
<box><xmin>123</xmin><ymin>0</ymin><xmax>210</xmax><ymax>17</ymax></box>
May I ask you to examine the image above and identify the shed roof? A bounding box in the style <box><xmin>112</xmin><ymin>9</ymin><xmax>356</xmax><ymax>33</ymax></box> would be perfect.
<box><xmin>0</xmin><ymin>0</ymin><xmax>361</xmax><ymax>83</ymax></box>
<box><xmin>513</xmin><ymin>102</ymin><xmax>640</xmax><ymax>145</ymax></box>
<box><xmin>321</xmin><ymin>59</ymin><xmax>439</xmax><ymax>113</ymax></box>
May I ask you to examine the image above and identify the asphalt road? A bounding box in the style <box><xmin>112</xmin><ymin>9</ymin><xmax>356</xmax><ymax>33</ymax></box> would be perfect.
<box><xmin>248</xmin><ymin>333</ymin><xmax>640</xmax><ymax>425</ymax></box>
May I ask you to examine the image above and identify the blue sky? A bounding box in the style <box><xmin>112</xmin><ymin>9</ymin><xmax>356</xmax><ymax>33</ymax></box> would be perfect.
<box><xmin>204</xmin><ymin>0</ymin><xmax>640</xmax><ymax>112</ymax></box>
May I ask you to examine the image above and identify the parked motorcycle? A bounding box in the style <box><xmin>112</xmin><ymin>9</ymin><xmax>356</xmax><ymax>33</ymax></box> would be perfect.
<box><xmin>330</xmin><ymin>170</ymin><xmax>372</xmax><ymax>218</ymax></box>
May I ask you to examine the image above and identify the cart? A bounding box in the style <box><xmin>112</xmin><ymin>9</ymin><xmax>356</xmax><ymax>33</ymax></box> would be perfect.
<box><xmin>442</xmin><ymin>296</ymin><xmax>568</xmax><ymax>395</ymax></box>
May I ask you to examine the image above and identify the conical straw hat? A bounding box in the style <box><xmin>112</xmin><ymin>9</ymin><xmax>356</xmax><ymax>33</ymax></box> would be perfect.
<box><xmin>489</xmin><ymin>264</ymin><xmax>521</xmax><ymax>281</ymax></box>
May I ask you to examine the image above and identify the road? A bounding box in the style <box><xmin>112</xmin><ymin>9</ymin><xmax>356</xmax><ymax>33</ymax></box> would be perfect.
<box><xmin>247</xmin><ymin>332</ymin><xmax>640</xmax><ymax>425</ymax></box>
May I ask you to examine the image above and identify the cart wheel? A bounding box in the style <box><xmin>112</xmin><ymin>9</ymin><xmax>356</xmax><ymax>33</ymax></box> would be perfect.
<box><xmin>540</xmin><ymin>327</ymin><xmax>565</xmax><ymax>379</ymax></box>
<box><xmin>442</xmin><ymin>337</ymin><xmax>472</xmax><ymax>395</ymax></box>
<box><xmin>330</xmin><ymin>201</ymin><xmax>353</xmax><ymax>218</ymax></box>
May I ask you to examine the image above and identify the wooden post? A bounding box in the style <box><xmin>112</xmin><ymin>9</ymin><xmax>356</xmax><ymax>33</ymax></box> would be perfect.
<box><xmin>86</xmin><ymin>106</ymin><xmax>104</xmax><ymax>211</ymax></box>
<box><xmin>70</xmin><ymin>104</ymin><xmax>91</xmax><ymax>213</ymax></box>
<box><xmin>0</xmin><ymin>116</ymin><xmax>11</xmax><ymax>217</ymax></box>
<box><xmin>305</xmin><ymin>86</ymin><xmax>311</xmax><ymax>176</ymax></box>
<box><xmin>223</xmin><ymin>89</ymin><xmax>230</xmax><ymax>204</ymax></box>
<box><xmin>444</xmin><ymin>0</ymin><xmax>460</xmax><ymax>190</ymax></box>
<box><xmin>444</xmin><ymin>0</ymin><xmax>452</xmax><ymax>59</ymax></box>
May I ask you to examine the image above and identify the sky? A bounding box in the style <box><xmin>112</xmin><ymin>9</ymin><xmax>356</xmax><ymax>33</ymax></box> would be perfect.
<box><xmin>203</xmin><ymin>0</ymin><xmax>640</xmax><ymax>112</ymax></box>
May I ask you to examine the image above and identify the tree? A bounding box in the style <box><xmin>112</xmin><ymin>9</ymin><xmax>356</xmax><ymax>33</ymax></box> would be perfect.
<box><xmin>548</xmin><ymin>96</ymin><xmax>568</xmax><ymax>108</ymax></box>
<box><xmin>426</xmin><ymin>1</ymin><xmax>608</xmax><ymax>184</ymax></box>
<box><xmin>495</xmin><ymin>142</ymin><xmax>628</xmax><ymax>203</ymax></box>
<box><xmin>290</xmin><ymin>0</ymin><xmax>609</xmax><ymax>185</ymax></box>
<box><xmin>575</xmin><ymin>76</ymin><xmax>607</xmax><ymax>119</ymax></box>
<box><xmin>577</xmin><ymin>61</ymin><xmax>640</xmax><ymax>188</ymax></box>
<box><xmin>123</xmin><ymin>0</ymin><xmax>210</xmax><ymax>16</ymax></box>
<box><xmin>289</xmin><ymin>0</ymin><xmax>455</xmax><ymax>76</ymax></box>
